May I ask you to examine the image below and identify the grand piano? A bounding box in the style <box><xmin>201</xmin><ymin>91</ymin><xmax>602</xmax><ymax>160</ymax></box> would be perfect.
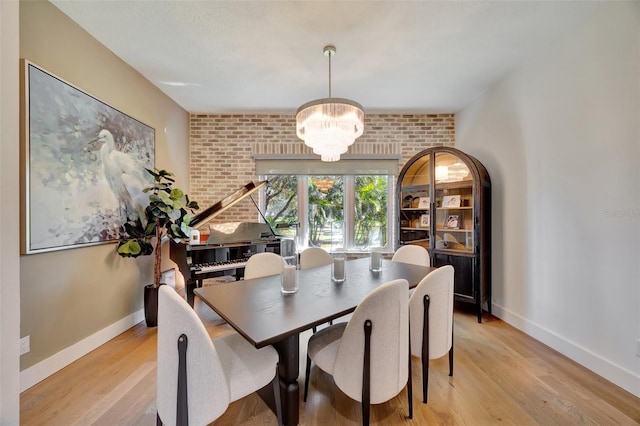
<box><xmin>170</xmin><ymin>181</ymin><xmax>281</xmax><ymax>306</ymax></box>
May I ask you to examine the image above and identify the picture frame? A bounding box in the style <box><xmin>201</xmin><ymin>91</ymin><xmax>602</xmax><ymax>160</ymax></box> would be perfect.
<box><xmin>442</xmin><ymin>194</ymin><xmax>461</xmax><ymax>208</ymax></box>
<box><xmin>445</xmin><ymin>215</ymin><xmax>460</xmax><ymax>229</ymax></box>
<box><xmin>22</xmin><ymin>61</ymin><xmax>155</xmax><ymax>254</ymax></box>
<box><xmin>420</xmin><ymin>214</ymin><xmax>430</xmax><ymax>228</ymax></box>
<box><xmin>418</xmin><ymin>197</ymin><xmax>430</xmax><ymax>209</ymax></box>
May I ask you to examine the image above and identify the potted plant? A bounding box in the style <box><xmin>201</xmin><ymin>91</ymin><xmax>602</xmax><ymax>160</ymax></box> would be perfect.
<box><xmin>117</xmin><ymin>168</ymin><xmax>199</xmax><ymax>327</ymax></box>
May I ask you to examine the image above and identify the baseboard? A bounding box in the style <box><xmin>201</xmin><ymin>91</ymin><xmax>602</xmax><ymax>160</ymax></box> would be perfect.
<box><xmin>492</xmin><ymin>303</ymin><xmax>640</xmax><ymax>398</ymax></box>
<box><xmin>20</xmin><ymin>309</ymin><xmax>145</xmax><ymax>392</ymax></box>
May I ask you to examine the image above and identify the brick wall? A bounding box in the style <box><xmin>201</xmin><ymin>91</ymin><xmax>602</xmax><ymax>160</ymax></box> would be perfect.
<box><xmin>189</xmin><ymin>114</ymin><xmax>454</xmax><ymax>223</ymax></box>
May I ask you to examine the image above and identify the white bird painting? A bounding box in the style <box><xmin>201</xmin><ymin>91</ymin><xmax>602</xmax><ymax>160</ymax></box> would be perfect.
<box><xmin>94</xmin><ymin>129</ymin><xmax>150</xmax><ymax>224</ymax></box>
<box><xmin>25</xmin><ymin>62</ymin><xmax>156</xmax><ymax>252</ymax></box>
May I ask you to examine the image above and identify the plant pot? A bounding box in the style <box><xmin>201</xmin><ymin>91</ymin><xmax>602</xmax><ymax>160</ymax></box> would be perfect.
<box><xmin>143</xmin><ymin>283</ymin><xmax>165</xmax><ymax>327</ymax></box>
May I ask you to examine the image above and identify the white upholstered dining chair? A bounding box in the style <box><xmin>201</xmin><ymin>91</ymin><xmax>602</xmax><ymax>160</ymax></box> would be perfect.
<box><xmin>391</xmin><ymin>244</ymin><xmax>431</xmax><ymax>267</ymax></box>
<box><xmin>303</xmin><ymin>279</ymin><xmax>412</xmax><ymax>425</ymax></box>
<box><xmin>157</xmin><ymin>286</ymin><xmax>282</xmax><ymax>426</ymax></box>
<box><xmin>409</xmin><ymin>265</ymin><xmax>454</xmax><ymax>403</ymax></box>
<box><xmin>300</xmin><ymin>247</ymin><xmax>335</xmax><ymax>332</ymax></box>
<box><xmin>243</xmin><ymin>252</ymin><xmax>286</xmax><ymax>280</ymax></box>
<box><xmin>299</xmin><ymin>247</ymin><xmax>332</xmax><ymax>270</ymax></box>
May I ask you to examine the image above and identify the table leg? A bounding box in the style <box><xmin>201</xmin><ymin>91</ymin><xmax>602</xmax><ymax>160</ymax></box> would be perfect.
<box><xmin>274</xmin><ymin>334</ymin><xmax>300</xmax><ymax>426</ymax></box>
<box><xmin>186</xmin><ymin>280</ymin><xmax>196</xmax><ymax>308</ymax></box>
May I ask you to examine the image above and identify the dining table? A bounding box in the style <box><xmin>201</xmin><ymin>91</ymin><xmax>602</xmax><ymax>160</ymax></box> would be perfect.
<box><xmin>194</xmin><ymin>256</ymin><xmax>434</xmax><ymax>426</ymax></box>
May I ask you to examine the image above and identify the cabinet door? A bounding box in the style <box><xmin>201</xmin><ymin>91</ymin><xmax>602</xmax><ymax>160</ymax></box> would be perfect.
<box><xmin>433</xmin><ymin>152</ymin><xmax>474</xmax><ymax>253</ymax></box>
<box><xmin>398</xmin><ymin>154</ymin><xmax>431</xmax><ymax>248</ymax></box>
<box><xmin>433</xmin><ymin>253</ymin><xmax>475</xmax><ymax>301</ymax></box>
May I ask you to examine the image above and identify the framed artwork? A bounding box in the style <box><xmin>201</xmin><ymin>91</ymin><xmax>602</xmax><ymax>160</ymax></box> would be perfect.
<box><xmin>445</xmin><ymin>215</ymin><xmax>460</xmax><ymax>229</ymax></box>
<box><xmin>420</xmin><ymin>214</ymin><xmax>430</xmax><ymax>228</ymax></box>
<box><xmin>442</xmin><ymin>194</ymin><xmax>461</xmax><ymax>208</ymax></box>
<box><xmin>418</xmin><ymin>197</ymin><xmax>430</xmax><ymax>209</ymax></box>
<box><xmin>22</xmin><ymin>61</ymin><xmax>155</xmax><ymax>254</ymax></box>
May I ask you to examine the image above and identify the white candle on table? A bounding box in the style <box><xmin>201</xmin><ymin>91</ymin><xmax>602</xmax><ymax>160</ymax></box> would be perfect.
<box><xmin>370</xmin><ymin>248</ymin><xmax>382</xmax><ymax>271</ymax></box>
<box><xmin>281</xmin><ymin>264</ymin><xmax>297</xmax><ymax>293</ymax></box>
<box><xmin>333</xmin><ymin>257</ymin><xmax>346</xmax><ymax>282</ymax></box>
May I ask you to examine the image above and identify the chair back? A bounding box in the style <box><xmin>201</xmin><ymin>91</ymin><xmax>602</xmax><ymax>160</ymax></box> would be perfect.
<box><xmin>157</xmin><ymin>286</ymin><xmax>229</xmax><ymax>426</ymax></box>
<box><xmin>300</xmin><ymin>247</ymin><xmax>332</xmax><ymax>270</ymax></box>
<box><xmin>392</xmin><ymin>245</ymin><xmax>430</xmax><ymax>267</ymax></box>
<box><xmin>333</xmin><ymin>279</ymin><xmax>409</xmax><ymax>404</ymax></box>
<box><xmin>409</xmin><ymin>265</ymin><xmax>454</xmax><ymax>359</ymax></box>
<box><xmin>244</xmin><ymin>252</ymin><xmax>285</xmax><ymax>280</ymax></box>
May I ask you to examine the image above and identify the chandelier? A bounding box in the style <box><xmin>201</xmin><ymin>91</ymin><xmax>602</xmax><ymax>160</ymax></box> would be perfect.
<box><xmin>311</xmin><ymin>177</ymin><xmax>335</xmax><ymax>193</ymax></box>
<box><xmin>296</xmin><ymin>45</ymin><xmax>364</xmax><ymax>162</ymax></box>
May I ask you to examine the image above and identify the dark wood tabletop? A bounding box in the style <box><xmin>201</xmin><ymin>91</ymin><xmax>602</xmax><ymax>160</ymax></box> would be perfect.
<box><xmin>195</xmin><ymin>257</ymin><xmax>433</xmax><ymax>348</ymax></box>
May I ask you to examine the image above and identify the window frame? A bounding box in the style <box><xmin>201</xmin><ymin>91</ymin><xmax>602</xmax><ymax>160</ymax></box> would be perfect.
<box><xmin>259</xmin><ymin>174</ymin><xmax>394</xmax><ymax>253</ymax></box>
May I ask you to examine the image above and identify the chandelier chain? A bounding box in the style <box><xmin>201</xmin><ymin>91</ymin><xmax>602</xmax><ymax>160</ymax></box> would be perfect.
<box><xmin>328</xmin><ymin>51</ymin><xmax>332</xmax><ymax>98</ymax></box>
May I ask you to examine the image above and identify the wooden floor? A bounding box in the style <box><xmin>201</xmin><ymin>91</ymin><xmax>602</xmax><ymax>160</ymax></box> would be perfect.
<box><xmin>21</xmin><ymin>301</ymin><xmax>640</xmax><ymax>426</ymax></box>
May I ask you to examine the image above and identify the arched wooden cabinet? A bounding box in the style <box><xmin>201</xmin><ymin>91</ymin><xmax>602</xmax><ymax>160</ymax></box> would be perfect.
<box><xmin>396</xmin><ymin>147</ymin><xmax>491</xmax><ymax>322</ymax></box>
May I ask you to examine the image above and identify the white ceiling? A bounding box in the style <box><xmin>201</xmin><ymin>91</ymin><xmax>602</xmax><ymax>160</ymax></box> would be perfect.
<box><xmin>51</xmin><ymin>1</ymin><xmax>598</xmax><ymax>114</ymax></box>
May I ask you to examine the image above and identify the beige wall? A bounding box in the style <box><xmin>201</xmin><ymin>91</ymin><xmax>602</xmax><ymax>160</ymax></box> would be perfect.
<box><xmin>190</xmin><ymin>113</ymin><xmax>455</xmax><ymax>223</ymax></box>
<box><xmin>19</xmin><ymin>1</ymin><xmax>190</xmax><ymax>371</ymax></box>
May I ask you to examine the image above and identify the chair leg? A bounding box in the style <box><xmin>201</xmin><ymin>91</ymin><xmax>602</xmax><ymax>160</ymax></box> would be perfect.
<box><xmin>272</xmin><ymin>367</ymin><xmax>283</xmax><ymax>426</ymax></box>
<box><xmin>303</xmin><ymin>354</ymin><xmax>312</xmax><ymax>402</ymax></box>
<box><xmin>362</xmin><ymin>319</ymin><xmax>372</xmax><ymax>426</ymax></box>
<box><xmin>407</xmin><ymin>336</ymin><xmax>413</xmax><ymax>419</ymax></box>
<box><xmin>422</xmin><ymin>355</ymin><xmax>429</xmax><ymax>404</ymax></box>
<box><xmin>449</xmin><ymin>325</ymin><xmax>454</xmax><ymax>376</ymax></box>
<box><xmin>422</xmin><ymin>295</ymin><xmax>430</xmax><ymax>404</ymax></box>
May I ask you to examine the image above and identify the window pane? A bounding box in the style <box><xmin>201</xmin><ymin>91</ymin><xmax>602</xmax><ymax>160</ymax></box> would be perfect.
<box><xmin>308</xmin><ymin>176</ymin><xmax>344</xmax><ymax>249</ymax></box>
<box><xmin>354</xmin><ymin>176</ymin><xmax>388</xmax><ymax>249</ymax></box>
<box><xmin>264</xmin><ymin>175</ymin><xmax>298</xmax><ymax>238</ymax></box>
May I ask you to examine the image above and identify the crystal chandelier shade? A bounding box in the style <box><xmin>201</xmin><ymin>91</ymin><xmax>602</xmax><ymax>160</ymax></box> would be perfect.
<box><xmin>296</xmin><ymin>46</ymin><xmax>364</xmax><ymax>162</ymax></box>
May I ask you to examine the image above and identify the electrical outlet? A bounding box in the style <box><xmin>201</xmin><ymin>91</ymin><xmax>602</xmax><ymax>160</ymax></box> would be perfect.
<box><xmin>20</xmin><ymin>335</ymin><xmax>30</xmax><ymax>355</ymax></box>
<box><xmin>636</xmin><ymin>339</ymin><xmax>640</xmax><ymax>357</ymax></box>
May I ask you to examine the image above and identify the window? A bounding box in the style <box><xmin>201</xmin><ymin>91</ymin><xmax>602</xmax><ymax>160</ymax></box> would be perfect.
<box><xmin>354</xmin><ymin>175</ymin><xmax>388</xmax><ymax>248</ymax></box>
<box><xmin>263</xmin><ymin>175</ymin><xmax>298</xmax><ymax>239</ymax></box>
<box><xmin>307</xmin><ymin>175</ymin><xmax>344</xmax><ymax>249</ymax></box>
<box><xmin>262</xmin><ymin>174</ymin><xmax>391</xmax><ymax>252</ymax></box>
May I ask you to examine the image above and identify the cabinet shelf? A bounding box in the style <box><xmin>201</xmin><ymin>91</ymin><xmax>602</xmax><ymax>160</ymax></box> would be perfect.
<box><xmin>436</xmin><ymin>206</ymin><xmax>472</xmax><ymax>210</ymax></box>
<box><xmin>401</xmin><ymin>184</ymin><xmax>430</xmax><ymax>191</ymax></box>
<box><xmin>436</xmin><ymin>228</ymin><xmax>472</xmax><ymax>233</ymax></box>
<box><xmin>399</xmin><ymin>238</ymin><xmax>429</xmax><ymax>244</ymax></box>
<box><xmin>435</xmin><ymin>180</ymin><xmax>473</xmax><ymax>190</ymax></box>
<box><xmin>401</xmin><ymin>227</ymin><xmax>429</xmax><ymax>231</ymax></box>
<box><xmin>433</xmin><ymin>248</ymin><xmax>476</xmax><ymax>256</ymax></box>
<box><xmin>401</xmin><ymin>208</ymin><xmax>430</xmax><ymax>212</ymax></box>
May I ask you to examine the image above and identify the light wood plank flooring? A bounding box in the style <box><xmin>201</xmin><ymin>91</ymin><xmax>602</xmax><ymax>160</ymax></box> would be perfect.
<box><xmin>21</xmin><ymin>302</ymin><xmax>640</xmax><ymax>425</ymax></box>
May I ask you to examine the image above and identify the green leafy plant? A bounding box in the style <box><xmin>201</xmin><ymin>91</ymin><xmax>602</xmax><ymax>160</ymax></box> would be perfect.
<box><xmin>117</xmin><ymin>168</ymin><xmax>199</xmax><ymax>288</ymax></box>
